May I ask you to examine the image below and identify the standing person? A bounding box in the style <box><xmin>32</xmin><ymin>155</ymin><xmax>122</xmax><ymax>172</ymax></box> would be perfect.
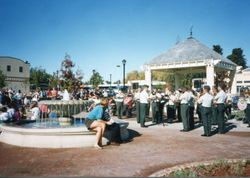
<box><xmin>139</xmin><ymin>85</ymin><xmax>149</xmax><ymax>128</ymax></box>
<box><xmin>159</xmin><ymin>91</ymin><xmax>168</xmax><ymax>124</ymax></box>
<box><xmin>115</xmin><ymin>90</ymin><xmax>125</xmax><ymax>119</ymax></box>
<box><xmin>175</xmin><ymin>89</ymin><xmax>182</xmax><ymax>122</ymax></box>
<box><xmin>214</xmin><ymin>83</ymin><xmax>227</xmax><ymax>134</ymax></box>
<box><xmin>179</xmin><ymin>87</ymin><xmax>190</xmax><ymax>131</ymax></box>
<box><xmin>167</xmin><ymin>91</ymin><xmax>176</xmax><ymax>123</ymax></box>
<box><xmin>198</xmin><ymin>85</ymin><xmax>214</xmax><ymax>137</ymax></box>
<box><xmin>134</xmin><ymin>88</ymin><xmax>141</xmax><ymax>123</ymax></box>
<box><xmin>85</xmin><ymin>98</ymin><xmax>113</xmax><ymax>149</ymax></box>
<box><xmin>225</xmin><ymin>90</ymin><xmax>232</xmax><ymax>120</ymax></box>
<box><xmin>244</xmin><ymin>90</ymin><xmax>250</xmax><ymax>127</ymax></box>
<box><xmin>211</xmin><ymin>86</ymin><xmax>218</xmax><ymax>125</ymax></box>
<box><xmin>188</xmin><ymin>89</ymin><xmax>195</xmax><ymax>130</ymax></box>
<box><xmin>150</xmin><ymin>88</ymin><xmax>160</xmax><ymax>124</ymax></box>
<box><xmin>196</xmin><ymin>88</ymin><xmax>204</xmax><ymax>123</ymax></box>
<box><xmin>123</xmin><ymin>92</ymin><xmax>133</xmax><ymax>118</ymax></box>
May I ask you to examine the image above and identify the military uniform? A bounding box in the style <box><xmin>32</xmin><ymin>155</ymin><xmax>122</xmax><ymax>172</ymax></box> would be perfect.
<box><xmin>139</xmin><ymin>86</ymin><xmax>149</xmax><ymax>127</ymax></box>
<box><xmin>150</xmin><ymin>91</ymin><xmax>160</xmax><ymax>124</ymax></box>
<box><xmin>134</xmin><ymin>89</ymin><xmax>141</xmax><ymax>123</ymax></box>
<box><xmin>167</xmin><ymin>93</ymin><xmax>176</xmax><ymax>123</ymax></box>
<box><xmin>246</xmin><ymin>96</ymin><xmax>250</xmax><ymax>127</ymax></box>
<box><xmin>214</xmin><ymin>90</ymin><xmax>227</xmax><ymax>134</ymax></box>
<box><xmin>179</xmin><ymin>90</ymin><xmax>190</xmax><ymax>131</ymax></box>
<box><xmin>198</xmin><ymin>90</ymin><xmax>214</xmax><ymax>136</ymax></box>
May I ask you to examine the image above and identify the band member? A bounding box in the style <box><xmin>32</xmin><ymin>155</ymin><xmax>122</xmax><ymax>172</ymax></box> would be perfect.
<box><xmin>196</xmin><ymin>88</ymin><xmax>204</xmax><ymax>123</ymax></box>
<box><xmin>214</xmin><ymin>83</ymin><xmax>227</xmax><ymax>134</ymax></box>
<box><xmin>150</xmin><ymin>88</ymin><xmax>160</xmax><ymax>124</ymax></box>
<box><xmin>123</xmin><ymin>92</ymin><xmax>133</xmax><ymax>118</ymax></box>
<box><xmin>134</xmin><ymin>88</ymin><xmax>141</xmax><ymax>123</ymax></box>
<box><xmin>198</xmin><ymin>85</ymin><xmax>214</xmax><ymax>137</ymax></box>
<box><xmin>245</xmin><ymin>89</ymin><xmax>250</xmax><ymax>127</ymax></box>
<box><xmin>179</xmin><ymin>87</ymin><xmax>190</xmax><ymax>131</ymax></box>
<box><xmin>211</xmin><ymin>86</ymin><xmax>218</xmax><ymax>125</ymax></box>
<box><xmin>115</xmin><ymin>90</ymin><xmax>125</xmax><ymax>119</ymax></box>
<box><xmin>139</xmin><ymin>85</ymin><xmax>149</xmax><ymax>128</ymax></box>
<box><xmin>188</xmin><ymin>89</ymin><xmax>195</xmax><ymax>130</ymax></box>
<box><xmin>166</xmin><ymin>90</ymin><xmax>176</xmax><ymax>123</ymax></box>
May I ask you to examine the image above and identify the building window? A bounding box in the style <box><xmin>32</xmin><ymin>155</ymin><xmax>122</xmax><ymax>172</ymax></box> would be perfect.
<box><xmin>7</xmin><ymin>65</ymin><xmax>11</xmax><ymax>72</ymax></box>
<box><xmin>19</xmin><ymin>66</ymin><xmax>23</xmax><ymax>73</ymax></box>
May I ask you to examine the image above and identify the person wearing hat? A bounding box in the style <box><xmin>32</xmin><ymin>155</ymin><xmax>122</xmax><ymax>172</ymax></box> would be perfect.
<box><xmin>139</xmin><ymin>85</ymin><xmax>149</xmax><ymax>127</ymax></box>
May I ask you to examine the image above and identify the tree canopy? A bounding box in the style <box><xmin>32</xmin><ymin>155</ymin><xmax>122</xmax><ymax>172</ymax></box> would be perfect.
<box><xmin>213</xmin><ymin>45</ymin><xmax>223</xmax><ymax>55</ymax></box>
<box><xmin>126</xmin><ymin>70</ymin><xmax>145</xmax><ymax>81</ymax></box>
<box><xmin>89</xmin><ymin>70</ymin><xmax>104</xmax><ymax>88</ymax></box>
<box><xmin>227</xmin><ymin>48</ymin><xmax>247</xmax><ymax>69</ymax></box>
<box><xmin>30</xmin><ymin>67</ymin><xmax>51</xmax><ymax>89</ymax></box>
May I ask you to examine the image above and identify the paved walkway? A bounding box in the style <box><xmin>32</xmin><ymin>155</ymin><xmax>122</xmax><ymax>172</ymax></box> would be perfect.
<box><xmin>0</xmin><ymin>118</ymin><xmax>249</xmax><ymax>177</ymax></box>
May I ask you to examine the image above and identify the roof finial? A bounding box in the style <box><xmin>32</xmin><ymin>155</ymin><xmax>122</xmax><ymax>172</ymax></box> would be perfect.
<box><xmin>189</xmin><ymin>25</ymin><xmax>193</xmax><ymax>38</ymax></box>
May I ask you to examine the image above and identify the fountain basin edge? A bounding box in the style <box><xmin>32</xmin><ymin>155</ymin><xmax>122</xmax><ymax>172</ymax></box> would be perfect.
<box><xmin>0</xmin><ymin>124</ymin><xmax>109</xmax><ymax>148</ymax></box>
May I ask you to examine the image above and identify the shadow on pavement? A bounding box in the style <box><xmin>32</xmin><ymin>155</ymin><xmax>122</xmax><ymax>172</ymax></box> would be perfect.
<box><xmin>125</xmin><ymin>129</ymin><xmax>142</xmax><ymax>143</ymax></box>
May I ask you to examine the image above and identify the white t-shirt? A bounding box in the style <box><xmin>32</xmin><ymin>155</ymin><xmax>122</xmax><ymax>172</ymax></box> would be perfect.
<box><xmin>139</xmin><ymin>90</ymin><xmax>149</xmax><ymax>104</ymax></box>
<box><xmin>30</xmin><ymin>107</ymin><xmax>40</xmax><ymax>120</ymax></box>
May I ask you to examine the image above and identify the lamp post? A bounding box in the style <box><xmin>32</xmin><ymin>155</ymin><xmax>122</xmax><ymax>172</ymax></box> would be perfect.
<box><xmin>92</xmin><ymin>69</ymin><xmax>95</xmax><ymax>88</ymax></box>
<box><xmin>116</xmin><ymin>65</ymin><xmax>121</xmax><ymax>88</ymax></box>
<box><xmin>109</xmin><ymin>74</ymin><xmax>112</xmax><ymax>89</ymax></box>
<box><xmin>122</xmin><ymin>59</ymin><xmax>126</xmax><ymax>90</ymax></box>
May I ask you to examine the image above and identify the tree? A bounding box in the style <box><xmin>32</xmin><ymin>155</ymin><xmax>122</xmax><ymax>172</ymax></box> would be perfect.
<box><xmin>152</xmin><ymin>70</ymin><xmax>174</xmax><ymax>82</ymax></box>
<box><xmin>213</xmin><ymin>45</ymin><xmax>223</xmax><ymax>55</ymax></box>
<box><xmin>126</xmin><ymin>70</ymin><xmax>145</xmax><ymax>80</ymax></box>
<box><xmin>30</xmin><ymin>67</ymin><xmax>52</xmax><ymax>89</ymax></box>
<box><xmin>0</xmin><ymin>69</ymin><xmax>6</xmax><ymax>88</ymax></box>
<box><xmin>89</xmin><ymin>70</ymin><xmax>104</xmax><ymax>88</ymax></box>
<box><xmin>227</xmin><ymin>48</ymin><xmax>247</xmax><ymax>69</ymax></box>
<box><xmin>59</xmin><ymin>54</ymin><xmax>84</xmax><ymax>92</ymax></box>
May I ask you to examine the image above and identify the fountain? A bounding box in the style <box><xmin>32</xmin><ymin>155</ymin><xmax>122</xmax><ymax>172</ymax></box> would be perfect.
<box><xmin>0</xmin><ymin>100</ymin><xmax>129</xmax><ymax>148</ymax></box>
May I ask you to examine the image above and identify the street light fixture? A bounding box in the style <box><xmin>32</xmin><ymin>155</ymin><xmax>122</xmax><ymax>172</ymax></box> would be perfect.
<box><xmin>122</xmin><ymin>59</ymin><xmax>126</xmax><ymax>90</ymax></box>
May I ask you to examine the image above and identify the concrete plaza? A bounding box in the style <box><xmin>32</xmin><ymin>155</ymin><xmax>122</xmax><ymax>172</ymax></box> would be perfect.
<box><xmin>0</xmin><ymin>118</ymin><xmax>249</xmax><ymax>177</ymax></box>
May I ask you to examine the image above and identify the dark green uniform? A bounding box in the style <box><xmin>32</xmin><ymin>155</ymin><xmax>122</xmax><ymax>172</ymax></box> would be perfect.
<box><xmin>151</xmin><ymin>100</ymin><xmax>160</xmax><ymax>123</ymax></box>
<box><xmin>217</xmin><ymin>103</ymin><xmax>225</xmax><ymax>133</ymax></box>
<box><xmin>136</xmin><ymin>100</ymin><xmax>140</xmax><ymax>123</ymax></box>
<box><xmin>202</xmin><ymin>106</ymin><xmax>212</xmax><ymax>136</ymax></box>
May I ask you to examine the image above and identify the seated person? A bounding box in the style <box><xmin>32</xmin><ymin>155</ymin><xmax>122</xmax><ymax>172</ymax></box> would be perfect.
<box><xmin>102</xmin><ymin>107</ymin><xmax>122</xmax><ymax>145</ymax></box>
<box><xmin>0</xmin><ymin>106</ymin><xmax>9</xmax><ymax>122</ymax></box>
<box><xmin>85</xmin><ymin>98</ymin><xmax>113</xmax><ymax>149</ymax></box>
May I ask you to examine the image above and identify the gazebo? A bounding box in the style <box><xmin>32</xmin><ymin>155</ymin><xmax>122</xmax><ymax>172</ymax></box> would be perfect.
<box><xmin>144</xmin><ymin>36</ymin><xmax>237</xmax><ymax>91</ymax></box>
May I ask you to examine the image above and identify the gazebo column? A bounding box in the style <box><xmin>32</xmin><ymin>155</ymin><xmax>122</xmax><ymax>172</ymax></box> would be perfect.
<box><xmin>174</xmin><ymin>73</ymin><xmax>181</xmax><ymax>90</ymax></box>
<box><xmin>145</xmin><ymin>66</ymin><xmax>152</xmax><ymax>91</ymax></box>
<box><xmin>206</xmin><ymin>65</ymin><xmax>215</xmax><ymax>88</ymax></box>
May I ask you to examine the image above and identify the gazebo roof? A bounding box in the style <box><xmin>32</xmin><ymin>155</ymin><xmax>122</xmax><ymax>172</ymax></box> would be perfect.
<box><xmin>149</xmin><ymin>37</ymin><xmax>236</xmax><ymax>66</ymax></box>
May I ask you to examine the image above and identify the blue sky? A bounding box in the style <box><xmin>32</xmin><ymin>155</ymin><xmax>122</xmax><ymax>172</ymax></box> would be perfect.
<box><xmin>0</xmin><ymin>0</ymin><xmax>249</xmax><ymax>83</ymax></box>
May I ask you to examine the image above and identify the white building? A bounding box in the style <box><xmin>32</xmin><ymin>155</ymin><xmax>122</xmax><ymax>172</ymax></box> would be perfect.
<box><xmin>0</xmin><ymin>56</ymin><xmax>30</xmax><ymax>93</ymax></box>
<box><xmin>231</xmin><ymin>67</ymin><xmax>250</xmax><ymax>95</ymax></box>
